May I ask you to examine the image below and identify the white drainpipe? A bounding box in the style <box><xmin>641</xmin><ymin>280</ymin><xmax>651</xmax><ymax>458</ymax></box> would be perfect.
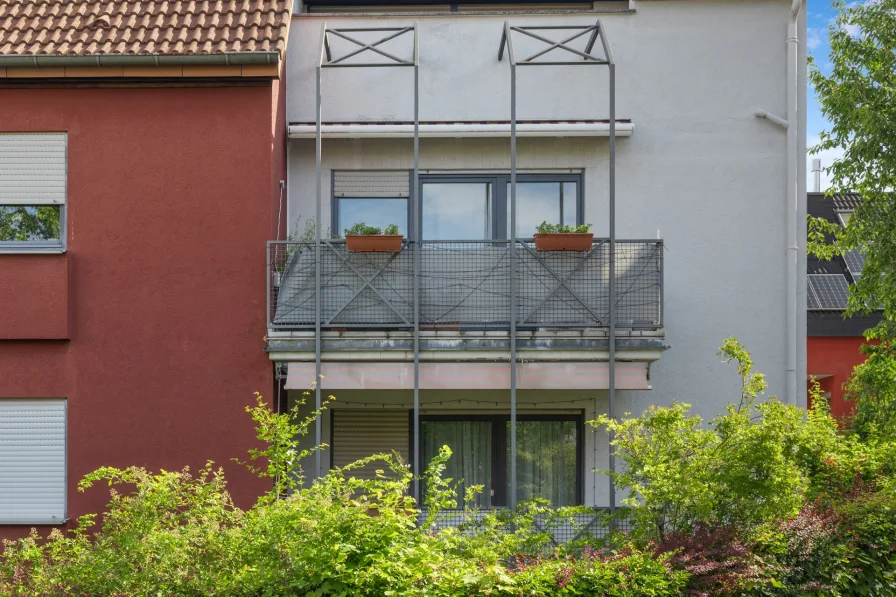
<box><xmin>786</xmin><ymin>0</ymin><xmax>802</xmax><ymax>406</ymax></box>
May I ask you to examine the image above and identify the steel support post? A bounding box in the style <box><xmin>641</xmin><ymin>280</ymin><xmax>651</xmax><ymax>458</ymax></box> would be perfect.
<box><xmin>607</xmin><ymin>61</ymin><xmax>617</xmax><ymax>516</ymax></box>
<box><xmin>412</xmin><ymin>22</ymin><xmax>421</xmax><ymax>504</ymax></box>
<box><xmin>509</xmin><ymin>46</ymin><xmax>518</xmax><ymax>511</ymax></box>
<box><xmin>314</xmin><ymin>58</ymin><xmax>323</xmax><ymax>482</ymax></box>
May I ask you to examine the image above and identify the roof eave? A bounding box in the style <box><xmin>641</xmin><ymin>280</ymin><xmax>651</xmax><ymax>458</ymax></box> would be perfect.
<box><xmin>0</xmin><ymin>52</ymin><xmax>280</xmax><ymax>68</ymax></box>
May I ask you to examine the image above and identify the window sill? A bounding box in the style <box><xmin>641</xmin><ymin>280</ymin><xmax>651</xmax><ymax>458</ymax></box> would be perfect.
<box><xmin>0</xmin><ymin>247</ymin><xmax>66</xmax><ymax>255</ymax></box>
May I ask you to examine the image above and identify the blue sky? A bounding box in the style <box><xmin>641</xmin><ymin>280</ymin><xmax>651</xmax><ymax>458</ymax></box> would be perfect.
<box><xmin>807</xmin><ymin>0</ymin><xmax>847</xmax><ymax>190</ymax></box>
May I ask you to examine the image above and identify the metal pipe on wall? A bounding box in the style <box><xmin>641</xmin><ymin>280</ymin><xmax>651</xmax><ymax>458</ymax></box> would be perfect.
<box><xmin>786</xmin><ymin>0</ymin><xmax>803</xmax><ymax>407</ymax></box>
<box><xmin>607</xmin><ymin>60</ymin><xmax>617</xmax><ymax>515</ymax></box>
<box><xmin>314</xmin><ymin>24</ymin><xmax>326</xmax><ymax>480</ymax></box>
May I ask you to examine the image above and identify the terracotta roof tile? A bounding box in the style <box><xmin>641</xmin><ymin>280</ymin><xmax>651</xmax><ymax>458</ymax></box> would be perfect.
<box><xmin>0</xmin><ymin>0</ymin><xmax>292</xmax><ymax>58</ymax></box>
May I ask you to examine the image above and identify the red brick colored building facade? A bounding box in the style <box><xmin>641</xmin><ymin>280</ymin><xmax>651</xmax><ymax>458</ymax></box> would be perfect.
<box><xmin>0</xmin><ymin>1</ymin><xmax>291</xmax><ymax>538</ymax></box>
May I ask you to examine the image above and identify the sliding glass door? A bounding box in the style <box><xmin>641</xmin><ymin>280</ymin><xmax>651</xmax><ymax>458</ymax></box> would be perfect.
<box><xmin>421</xmin><ymin>414</ymin><xmax>581</xmax><ymax>508</ymax></box>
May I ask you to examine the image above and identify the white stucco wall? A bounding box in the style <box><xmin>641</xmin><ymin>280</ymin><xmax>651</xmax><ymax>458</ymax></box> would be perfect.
<box><xmin>283</xmin><ymin>0</ymin><xmax>808</xmax><ymax>505</ymax></box>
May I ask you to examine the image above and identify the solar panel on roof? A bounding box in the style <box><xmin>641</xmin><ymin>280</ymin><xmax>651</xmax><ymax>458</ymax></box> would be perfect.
<box><xmin>807</xmin><ymin>274</ymin><xmax>850</xmax><ymax>310</ymax></box>
<box><xmin>843</xmin><ymin>248</ymin><xmax>866</xmax><ymax>280</ymax></box>
<box><xmin>806</xmin><ymin>281</ymin><xmax>821</xmax><ymax>309</ymax></box>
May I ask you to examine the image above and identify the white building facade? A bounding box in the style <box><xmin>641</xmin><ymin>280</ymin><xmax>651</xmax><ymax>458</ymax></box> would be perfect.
<box><xmin>270</xmin><ymin>0</ymin><xmax>807</xmax><ymax>510</ymax></box>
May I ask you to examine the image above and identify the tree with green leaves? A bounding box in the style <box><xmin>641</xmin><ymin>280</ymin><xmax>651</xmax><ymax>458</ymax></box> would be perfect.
<box><xmin>809</xmin><ymin>0</ymin><xmax>896</xmax><ymax>435</ymax></box>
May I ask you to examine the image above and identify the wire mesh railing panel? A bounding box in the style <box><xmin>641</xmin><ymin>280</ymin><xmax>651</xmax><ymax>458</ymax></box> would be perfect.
<box><xmin>614</xmin><ymin>241</ymin><xmax>663</xmax><ymax>327</ymax></box>
<box><xmin>268</xmin><ymin>240</ymin><xmax>663</xmax><ymax>330</ymax></box>
<box><xmin>419</xmin><ymin>242</ymin><xmax>512</xmax><ymax>327</ymax></box>
<box><xmin>416</xmin><ymin>508</ymin><xmax>634</xmax><ymax>543</ymax></box>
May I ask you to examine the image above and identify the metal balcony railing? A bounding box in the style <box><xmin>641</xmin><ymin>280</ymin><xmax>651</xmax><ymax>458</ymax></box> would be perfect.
<box><xmin>267</xmin><ymin>239</ymin><xmax>663</xmax><ymax>330</ymax></box>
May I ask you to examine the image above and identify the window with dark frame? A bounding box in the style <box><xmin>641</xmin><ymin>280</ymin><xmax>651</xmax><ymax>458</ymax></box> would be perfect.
<box><xmin>331</xmin><ymin>171</ymin><xmax>583</xmax><ymax>241</ymax></box>
<box><xmin>420</xmin><ymin>173</ymin><xmax>583</xmax><ymax>240</ymax></box>
<box><xmin>418</xmin><ymin>413</ymin><xmax>583</xmax><ymax>509</ymax></box>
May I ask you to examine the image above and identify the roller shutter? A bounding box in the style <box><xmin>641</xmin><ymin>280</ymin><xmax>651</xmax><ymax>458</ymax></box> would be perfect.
<box><xmin>332</xmin><ymin>409</ymin><xmax>409</xmax><ymax>479</ymax></box>
<box><xmin>0</xmin><ymin>133</ymin><xmax>67</xmax><ymax>205</ymax></box>
<box><xmin>0</xmin><ymin>399</ymin><xmax>66</xmax><ymax>524</ymax></box>
<box><xmin>333</xmin><ymin>171</ymin><xmax>410</xmax><ymax>198</ymax></box>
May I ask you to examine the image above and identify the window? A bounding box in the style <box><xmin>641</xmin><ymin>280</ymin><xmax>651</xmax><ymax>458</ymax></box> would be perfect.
<box><xmin>420</xmin><ymin>174</ymin><xmax>582</xmax><ymax>240</ymax></box>
<box><xmin>331</xmin><ymin>171</ymin><xmax>582</xmax><ymax>241</ymax></box>
<box><xmin>421</xmin><ymin>414</ymin><xmax>581</xmax><ymax>508</ymax></box>
<box><xmin>0</xmin><ymin>133</ymin><xmax>67</xmax><ymax>252</ymax></box>
<box><xmin>0</xmin><ymin>399</ymin><xmax>67</xmax><ymax>524</ymax></box>
<box><xmin>333</xmin><ymin>171</ymin><xmax>410</xmax><ymax>236</ymax></box>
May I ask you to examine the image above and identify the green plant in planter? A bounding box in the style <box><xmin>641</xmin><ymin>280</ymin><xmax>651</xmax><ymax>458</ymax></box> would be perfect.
<box><xmin>344</xmin><ymin>222</ymin><xmax>400</xmax><ymax>236</ymax></box>
<box><xmin>536</xmin><ymin>221</ymin><xmax>592</xmax><ymax>234</ymax></box>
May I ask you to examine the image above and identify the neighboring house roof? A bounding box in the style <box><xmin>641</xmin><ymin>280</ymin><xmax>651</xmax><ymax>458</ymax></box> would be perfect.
<box><xmin>0</xmin><ymin>1</ymin><xmax>292</xmax><ymax>60</ymax></box>
<box><xmin>807</xmin><ymin>192</ymin><xmax>882</xmax><ymax>336</ymax></box>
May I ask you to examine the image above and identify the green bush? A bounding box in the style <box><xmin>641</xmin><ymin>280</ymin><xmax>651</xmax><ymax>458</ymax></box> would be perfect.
<box><xmin>4</xmin><ymin>340</ymin><xmax>896</xmax><ymax>596</ymax></box>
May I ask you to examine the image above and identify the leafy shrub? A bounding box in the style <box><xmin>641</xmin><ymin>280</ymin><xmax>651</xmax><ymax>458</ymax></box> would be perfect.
<box><xmin>344</xmin><ymin>222</ymin><xmax>400</xmax><ymax>236</ymax></box>
<box><xmin>535</xmin><ymin>221</ymin><xmax>592</xmax><ymax>234</ymax></box>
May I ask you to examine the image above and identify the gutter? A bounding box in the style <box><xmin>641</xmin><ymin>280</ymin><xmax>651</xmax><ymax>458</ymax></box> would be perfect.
<box><xmin>288</xmin><ymin>121</ymin><xmax>635</xmax><ymax>138</ymax></box>
<box><xmin>754</xmin><ymin>0</ymin><xmax>802</xmax><ymax>406</ymax></box>
<box><xmin>0</xmin><ymin>52</ymin><xmax>279</xmax><ymax>68</ymax></box>
<box><xmin>786</xmin><ymin>0</ymin><xmax>802</xmax><ymax>406</ymax></box>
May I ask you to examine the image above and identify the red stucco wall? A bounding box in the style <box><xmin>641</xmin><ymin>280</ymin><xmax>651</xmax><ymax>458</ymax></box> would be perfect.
<box><xmin>0</xmin><ymin>84</ymin><xmax>283</xmax><ymax>539</ymax></box>
<box><xmin>0</xmin><ymin>253</ymin><xmax>70</xmax><ymax>339</ymax></box>
<box><xmin>807</xmin><ymin>336</ymin><xmax>870</xmax><ymax>419</ymax></box>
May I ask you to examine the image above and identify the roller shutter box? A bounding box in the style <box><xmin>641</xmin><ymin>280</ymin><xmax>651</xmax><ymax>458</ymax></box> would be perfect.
<box><xmin>333</xmin><ymin>171</ymin><xmax>410</xmax><ymax>198</ymax></box>
<box><xmin>0</xmin><ymin>133</ymin><xmax>67</xmax><ymax>205</ymax></box>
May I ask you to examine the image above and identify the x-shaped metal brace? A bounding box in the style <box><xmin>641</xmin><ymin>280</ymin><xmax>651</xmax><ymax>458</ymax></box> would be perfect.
<box><xmin>323</xmin><ymin>241</ymin><xmax>412</xmax><ymax>326</ymax></box>
<box><xmin>518</xmin><ymin>242</ymin><xmax>606</xmax><ymax>325</ymax></box>
<box><xmin>322</xmin><ymin>26</ymin><xmax>417</xmax><ymax>67</ymax></box>
<box><xmin>499</xmin><ymin>21</ymin><xmax>610</xmax><ymax>65</ymax></box>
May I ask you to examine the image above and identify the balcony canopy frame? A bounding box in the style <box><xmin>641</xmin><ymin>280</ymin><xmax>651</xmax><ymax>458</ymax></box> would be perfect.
<box><xmin>308</xmin><ymin>20</ymin><xmax>620</xmax><ymax>513</ymax></box>
<box><xmin>498</xmin><ymin>19</ymin><xmax>618</xmax><ymax>512</ymax></box>
<box><xmin>314</xmin><ymin>23</ymin><xmax>422</xmax><ymax>497</ymax></box>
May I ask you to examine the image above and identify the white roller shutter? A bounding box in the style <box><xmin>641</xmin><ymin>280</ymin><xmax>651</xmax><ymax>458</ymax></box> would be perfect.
<box><xmin>333</xmin><ymin>171</ymin><xmax>410</xmax><ymax>198</ymax></box>
<box><xmin>332</xmin><ymin>409</ymin><xmax>409</xmax><ymax>480</ymax></box>
<box><xmin>0</xmin><ymin>133</ymin><xmax>67</xmax><ymax>205</ymax></box>
<box><xmin>0</xmin><ymin>399</ymin><xmax>67</xmax><ymax>524</ymax></box>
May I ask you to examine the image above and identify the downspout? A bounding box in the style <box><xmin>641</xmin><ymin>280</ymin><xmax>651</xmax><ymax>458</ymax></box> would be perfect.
<box><xmin>786</xmin><ymin>0</ymin><xmax>802</xmax><ymax>406</ymax></box>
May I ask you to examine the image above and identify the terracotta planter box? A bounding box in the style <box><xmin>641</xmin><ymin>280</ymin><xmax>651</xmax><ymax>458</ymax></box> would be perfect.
<box><xmin>534</xmin><ymin>233</ymin><xmax>594</xmax><ymax>251</ymax></box>
<box><xmin>346</xmin><ymin>234</ymin><xmax>404</xmax><ymax>253</ymax></box>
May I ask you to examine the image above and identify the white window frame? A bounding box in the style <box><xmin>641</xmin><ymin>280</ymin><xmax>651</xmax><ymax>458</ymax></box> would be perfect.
<box><xmin>0</xmin><ymin>133</ymin><xmax>67</xmax><ymax>253</ymax></box>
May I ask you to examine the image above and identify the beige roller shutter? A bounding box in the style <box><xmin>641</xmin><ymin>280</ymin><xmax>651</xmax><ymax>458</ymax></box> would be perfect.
<box><xmin>0</xmin><ymin>399</ymin><xmax>67</xmax><ymax>524</ymax></box>
<box><xmin>333</xmin><ymin>171</ymin><xmax>410</xmax><ymax>198</ymax></box>
<box><xmin>332</xmin><ymin>409</ymin><xmax>410</xmax><ymax>480</ymax></box>
<box><xmin>0</xmin><ymin>133</ymin><xmax>67</xmax><ymax>205</ymax></box>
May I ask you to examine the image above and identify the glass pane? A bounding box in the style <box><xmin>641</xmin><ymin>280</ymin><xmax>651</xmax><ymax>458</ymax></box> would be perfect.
<box><xmin>422</xmin><ymin>183</ymin><xmax>491</xmax><ymax>240</ymax></box>
<box><xmin>509</xmin><ymin>420</ymin><xmax>578</xmax><ymax>507</ymax></box>
<box><xmin>0</xmin><ymin>206</ymin><xmax>61</xmax><ymax>242</ymax></box>
<box><xmin>563</xmin><ymin>182</ymin><xmax>578</xmax><ymax>228</ymax></box>
<box><xmin>422</xmin><ymin>420</ymin><xmax>492</xmax><ymax>508</ymax></box>
<box><xmin>338</xmin><ymin>198</ymin><xmax>407</xmax><ymax>237</ymax></box>
<box><xmin>507</xmin><ymin>182</ymin><xmax>578</xmax><ymax>237</ymax></box>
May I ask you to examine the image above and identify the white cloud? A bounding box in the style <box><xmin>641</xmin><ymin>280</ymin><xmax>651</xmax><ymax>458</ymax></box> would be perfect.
<box><xmin>807</xmin><ymin>136</ymin><xmax>845</xmax><ymax>192</ymax></box>
<box><xmin>807</xmin><ymin>27</ymin><xmax>824</xmax><ymax>51</ymax></box>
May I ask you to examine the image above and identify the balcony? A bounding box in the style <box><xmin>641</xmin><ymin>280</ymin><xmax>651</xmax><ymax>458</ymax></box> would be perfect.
<box><xmin>268</xmin><ymin>238</ymin><xmax>663</xmax><ymax>332</ymax></box>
